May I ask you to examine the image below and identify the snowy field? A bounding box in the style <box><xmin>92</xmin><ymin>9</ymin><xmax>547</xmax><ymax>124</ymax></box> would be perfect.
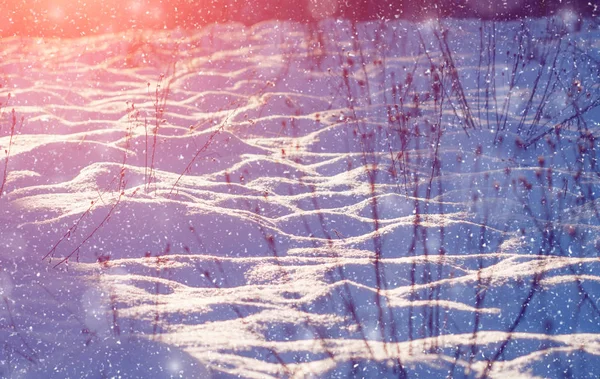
<box><xmin>1</xmin><ymin>14</ymin><xmax>600</xmax><ymax>378</ymax></box>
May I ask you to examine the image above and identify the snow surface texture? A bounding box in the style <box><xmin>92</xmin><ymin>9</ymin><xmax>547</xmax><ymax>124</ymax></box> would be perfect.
<box><xmin>1</xmin><ymin>15</ymin><xmax>600</xmax><ymax>378</ymax></box>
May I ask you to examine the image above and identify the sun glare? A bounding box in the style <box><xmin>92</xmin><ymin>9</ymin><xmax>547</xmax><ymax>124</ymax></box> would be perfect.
<box><xmin>48</xmin><ymin>6</ymin><xmax>65</xmax><ymax>23</ymax></box>
<box><xmin>1</xmin><ymin>0</ymin><xmax>178</xmax><ymax>37</ymax></box>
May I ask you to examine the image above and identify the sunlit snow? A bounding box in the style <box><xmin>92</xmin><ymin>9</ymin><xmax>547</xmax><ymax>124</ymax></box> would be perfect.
<box><xmin>1</xmin><ymin>11</ymin><xmax>600</xmax><ymax>379</ymax></box>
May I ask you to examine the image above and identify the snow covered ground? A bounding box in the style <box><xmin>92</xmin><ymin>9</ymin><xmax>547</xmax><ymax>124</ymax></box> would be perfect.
<box><xmin>1</xmin><ymin>14</ymin><xmax>600</xmax><ymax>378</ymax></box>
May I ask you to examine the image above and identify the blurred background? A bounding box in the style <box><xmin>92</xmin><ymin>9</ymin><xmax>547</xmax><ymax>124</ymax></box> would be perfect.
<box><xmin>0</xmin><ymin>0</ymin><xmax>596</xmax><ymax>38</ymax></box>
